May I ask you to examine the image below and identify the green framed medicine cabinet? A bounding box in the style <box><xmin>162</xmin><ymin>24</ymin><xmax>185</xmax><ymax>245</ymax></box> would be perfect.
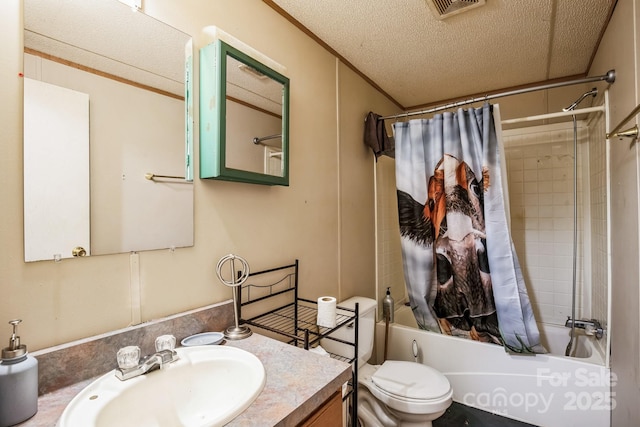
<box><xmin>200</xmin><ymin>39</ymin><xmax>290</xmax><ymax>186</ymax></box>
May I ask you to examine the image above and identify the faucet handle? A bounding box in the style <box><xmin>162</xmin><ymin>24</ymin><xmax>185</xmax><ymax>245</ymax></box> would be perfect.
<box><xmin>155</xmin><ymin>335</ymin><xmax>176</xmax><ymax>352</ymax></box>
<box><xmin>117</xmin><ymin>346</ymin><xmax>141</xmax><ymax>370</ymax></box>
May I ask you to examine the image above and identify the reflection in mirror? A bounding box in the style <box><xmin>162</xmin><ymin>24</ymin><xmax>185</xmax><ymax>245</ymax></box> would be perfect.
<box><xmin>226</xmin><ymin>56</ymin><xmax>284</xmax><ymax>177</ymax></box>
<box><xmin>200</xmin><ymin>40</ymin><xmax>290</xmax><ymax>186</ymax></box>
<box><xmin>23</xmin><ymin>0</ymin><xmax>194</xmax><ymax>262</ymax></box>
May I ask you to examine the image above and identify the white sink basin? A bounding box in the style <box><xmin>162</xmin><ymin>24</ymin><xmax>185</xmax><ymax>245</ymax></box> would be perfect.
<box><xmin>58</xmin><ymin>345</ymin><xmax>265</xmax><ymax>427</ymax></box>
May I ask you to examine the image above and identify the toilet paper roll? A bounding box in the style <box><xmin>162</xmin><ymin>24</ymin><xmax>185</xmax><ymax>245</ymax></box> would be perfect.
<box><xmin>317</xmin><ymin>296</ymin><xmax>337</xmax><ymax>328</ymax></box>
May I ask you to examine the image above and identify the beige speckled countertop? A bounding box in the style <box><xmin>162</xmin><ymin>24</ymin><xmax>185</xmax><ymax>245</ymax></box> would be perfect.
<box><xmin>17</xmin><ymin>333</ymin><xmax>352</xmax><ymax>427</ymax></box>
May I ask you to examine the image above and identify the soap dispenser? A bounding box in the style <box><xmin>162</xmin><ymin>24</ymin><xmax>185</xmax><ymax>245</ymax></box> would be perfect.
<box><xmin>382</xmin><ymin>287</ymin><xmax>395</xmax><ymax>323</ymax></box>
<box><xmin>0</xmin><ymin>320</ymin><xmax>38</xmax><ymax>427</ymax></box>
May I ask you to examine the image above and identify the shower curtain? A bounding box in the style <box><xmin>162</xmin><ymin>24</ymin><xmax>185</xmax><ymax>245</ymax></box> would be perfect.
<box><xmin>394</xmin><ymin>103</ymin><xmax>544</xmax><ymax>353</ymax></box>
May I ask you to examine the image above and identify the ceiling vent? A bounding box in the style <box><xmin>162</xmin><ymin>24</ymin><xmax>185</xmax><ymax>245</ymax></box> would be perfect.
<box><xmin>427</xmin><ymin>0</ymin><xmax>486</xmax><ymax>20</ymax></box>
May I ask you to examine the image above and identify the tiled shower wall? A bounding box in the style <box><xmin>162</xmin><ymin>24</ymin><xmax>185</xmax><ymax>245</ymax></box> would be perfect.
<box><xmin>503</xmin><ymin>116</ymin><xmax>609</xmax><ymax>329</ymax></box>
<box><xmin>503</xmin><ymin>124</ymin><xmax>588</xmax><ymax>326</ymax></box>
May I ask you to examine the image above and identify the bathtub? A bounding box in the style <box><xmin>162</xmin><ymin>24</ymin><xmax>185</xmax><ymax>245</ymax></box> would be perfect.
<box><xmin>375</xmin><ymin>305</ymin><xmax>612</xmax><ymax>427</ymax></box>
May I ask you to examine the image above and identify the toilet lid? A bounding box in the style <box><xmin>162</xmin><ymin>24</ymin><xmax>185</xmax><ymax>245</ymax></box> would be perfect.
<box><xmin>371</xmin><ymin>361</ymin><xmax>451</xmax><ymax>401</ymax></box>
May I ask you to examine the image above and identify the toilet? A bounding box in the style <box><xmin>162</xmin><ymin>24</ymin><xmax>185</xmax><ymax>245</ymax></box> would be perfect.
<box><xmin>321</xmin><ymin>297</ymin><xmax>452</xmax><ymax>427</ymax></box>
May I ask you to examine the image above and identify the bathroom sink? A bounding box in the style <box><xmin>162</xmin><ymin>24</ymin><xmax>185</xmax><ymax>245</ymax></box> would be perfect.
<box><xmin>58</xmin><ymin>345</ymin><xmax>266</xmax><ymax>427</ymax></box>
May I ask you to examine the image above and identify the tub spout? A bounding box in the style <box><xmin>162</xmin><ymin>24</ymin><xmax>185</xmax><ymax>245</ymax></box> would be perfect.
<box><xmin>565</xmin><ymin>317</ymin><xmax>604</xmax><ymax>339</ymax></box>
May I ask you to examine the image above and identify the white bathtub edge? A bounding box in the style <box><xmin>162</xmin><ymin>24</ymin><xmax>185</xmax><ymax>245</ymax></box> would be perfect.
<box><xmin>375</xmin><ymin>321</ymin><xmax>612</xmax><ymax>427</ymax></box>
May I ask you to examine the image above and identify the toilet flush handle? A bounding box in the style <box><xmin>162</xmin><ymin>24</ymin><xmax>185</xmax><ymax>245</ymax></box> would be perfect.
<box><xmin>412</xmin><ymin>340</ymin><xmax>419</xmax><ymax>363</ymax></box>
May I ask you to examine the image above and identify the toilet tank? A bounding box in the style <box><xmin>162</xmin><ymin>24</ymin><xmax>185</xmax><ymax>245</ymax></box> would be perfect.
<box><xmin>320</xmin><ymin>296</ymin><xmax>377</xmax><ymax>365</ymax></box>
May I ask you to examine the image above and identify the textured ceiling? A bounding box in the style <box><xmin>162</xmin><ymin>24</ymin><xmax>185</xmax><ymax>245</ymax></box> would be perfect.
<box><xmin>267</xmin><ymin>0</ymin><xmax>614</xmax><ymax>111</ymax></box>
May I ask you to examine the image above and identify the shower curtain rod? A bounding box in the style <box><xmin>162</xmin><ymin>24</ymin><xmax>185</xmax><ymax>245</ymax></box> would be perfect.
<box><xmin>379</xmin><ymin>70</ymin><xmax>616</xmax><ymax>121</ymax></box>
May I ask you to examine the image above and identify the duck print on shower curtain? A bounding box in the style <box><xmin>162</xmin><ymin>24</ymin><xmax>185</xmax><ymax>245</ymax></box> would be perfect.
<box><xmin>394</xmin><ymin>103</ymin><xmax>544</xmax><ymax>354</ymax></box>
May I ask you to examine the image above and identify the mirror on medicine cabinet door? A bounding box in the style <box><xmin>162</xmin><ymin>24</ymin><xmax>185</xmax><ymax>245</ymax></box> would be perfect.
<box><xmin>200</xmin><ymin>39</ymin><xmax>290</xmax><ymax>186</ymax></box>
<box><xmin>22</xmin><ymin>0</ymin><xmax>194</xmax><ymax>262</ymax></box>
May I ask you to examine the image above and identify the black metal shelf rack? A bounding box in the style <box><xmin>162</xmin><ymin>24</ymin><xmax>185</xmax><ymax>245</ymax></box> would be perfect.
<box><xmin>238</xmin><ymin>260</ymin><xmax>359</xmax><ymax>426</ymax></box>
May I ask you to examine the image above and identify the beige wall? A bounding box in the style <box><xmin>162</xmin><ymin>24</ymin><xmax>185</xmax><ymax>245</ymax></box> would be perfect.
<box><xmin>590</xmin><ymin>0</ymin><xmax>640</xmax><ymax>424</ymax></box>
<box><xmin>0</xmin><ymin>0</ymin><xmax>396</xmax><ymax>351</ymax></box>
<box><xmin>337</xmin><ymin>61</ymin><xmax>398</xmax><ymax>302</ymax></box>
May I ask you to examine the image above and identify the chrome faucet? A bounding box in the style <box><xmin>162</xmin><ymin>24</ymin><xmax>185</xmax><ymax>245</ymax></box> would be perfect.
<box><xmin>115</xmin><ymin>349</ymin><xmax>179</xmax><ymax>381</ymax></box>
<box><xmin>565</xmin><ymin>317</ymin><xmax>604</xmax><ymax>339</ymax></box>
<box><xmin>115</xmin><ymin>335</ymin><xmax>179</xmax><ymax>381</ymax></box>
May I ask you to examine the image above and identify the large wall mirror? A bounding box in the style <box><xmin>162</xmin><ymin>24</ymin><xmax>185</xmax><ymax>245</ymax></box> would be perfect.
<box><xmin>200</xmin><ymin>40</ymin><xmax>290</xmax><ymax>186</ymax></box>
<box><xmin>23</xmin><ymin>0</ymin><xmax>194</xmax><ymax>262</ymax></box>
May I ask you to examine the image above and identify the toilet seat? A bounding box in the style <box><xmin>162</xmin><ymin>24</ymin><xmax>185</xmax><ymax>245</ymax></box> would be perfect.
<box><xmin>361</xmin><ymin>361</ymin><xmax>453</xmax><ymax>415</ymax></box>
<box><xmin>372</xmin><ymin>360</ymin><xmax>451</xmax><ymax>401</ymax></box>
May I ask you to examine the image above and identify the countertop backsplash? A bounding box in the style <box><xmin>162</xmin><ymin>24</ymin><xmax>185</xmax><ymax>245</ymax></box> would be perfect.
<box><xmin>32</xmin><ymin>300</ymin><xmax>234</xmax><ymax>395</ymax></box>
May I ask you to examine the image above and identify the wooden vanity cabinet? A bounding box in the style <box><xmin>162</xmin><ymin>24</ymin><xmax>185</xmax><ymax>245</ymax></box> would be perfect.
<box><xmin>299</xmin><ymin>390</ymin><xmax>343</xmax><ymax>427</ymax></box>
